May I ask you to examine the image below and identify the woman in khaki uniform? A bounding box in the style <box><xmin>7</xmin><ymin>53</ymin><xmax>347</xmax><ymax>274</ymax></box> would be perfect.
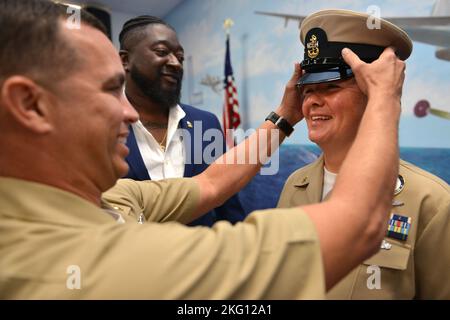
<box><xmin>278</xmin><ymin>10</ymin><xmax>450</xmax><ymax>299</ymax></box>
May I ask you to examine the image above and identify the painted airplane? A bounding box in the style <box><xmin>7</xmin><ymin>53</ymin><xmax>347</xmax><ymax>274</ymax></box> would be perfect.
<box><xmin>255</xmin><ymin>0</ymin><xmax>450</xmax><ymax>120</ymax></box>
<box><xmin>255</xmin><ymin>0</ymin><xmax>450</xmax><ymax>61</ymax></box>
<box><xmin>200</xmin><ymin>74</ymin><xmax>223</xmax><ymax>94</ymax></box>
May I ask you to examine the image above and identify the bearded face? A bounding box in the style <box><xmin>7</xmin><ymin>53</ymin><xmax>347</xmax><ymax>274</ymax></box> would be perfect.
<box><xmin>125</xmin><ymin>23</ymin><xmax>185</xmax><ymax>110</ymax></box>
<box><xmin>130</xmin><ymin>63</ymin><xmax>182</xmax><ymax>110</ymax></box>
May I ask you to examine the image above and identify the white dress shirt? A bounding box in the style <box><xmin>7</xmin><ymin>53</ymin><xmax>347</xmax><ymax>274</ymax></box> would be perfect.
<box><xmin>131</xmin><ymin>104</ymin><xmax>186</xmax><ymax>180</ymax></box>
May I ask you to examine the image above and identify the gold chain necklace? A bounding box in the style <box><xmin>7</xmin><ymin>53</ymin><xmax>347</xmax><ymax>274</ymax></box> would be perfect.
<box><xmin>159</xmin><ymin>129</ymin><xmax>168</xmax><ymax>152</ymax></box>
<box><xmin>142</xmin><ymin>121</ymin><xmax>168</xmax><ymax>129</ymax></box>
<box><xmin>142</xmin><ymin>121</ymin><xmax>168</xmax><ymax>152</ymax></box>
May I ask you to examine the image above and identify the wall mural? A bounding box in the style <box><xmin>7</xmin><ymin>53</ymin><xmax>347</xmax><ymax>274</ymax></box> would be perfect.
<box><xmin>165</xmin><ymin>0</ymin><xmax>450</xmax><ymax>213</ymax></box>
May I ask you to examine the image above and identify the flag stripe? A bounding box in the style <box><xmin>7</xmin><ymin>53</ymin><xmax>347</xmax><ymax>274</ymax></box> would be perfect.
<box><xmin>223</xmin><ymin>34</ymin><xmax>241</xmax><ymax>149</ymax></box>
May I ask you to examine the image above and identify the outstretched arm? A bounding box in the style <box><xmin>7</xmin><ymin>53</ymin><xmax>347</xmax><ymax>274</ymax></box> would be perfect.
<box><xmin>193</xmin><ymin>63</ymin><xmax>304</xmax><ymax>218</ymax></box>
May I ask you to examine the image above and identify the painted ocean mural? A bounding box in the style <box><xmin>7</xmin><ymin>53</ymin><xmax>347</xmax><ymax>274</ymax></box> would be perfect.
<box><xmin>238</xmin><ymin>144</ymin><xmax>450</xmax><ymax>214</ymax></box>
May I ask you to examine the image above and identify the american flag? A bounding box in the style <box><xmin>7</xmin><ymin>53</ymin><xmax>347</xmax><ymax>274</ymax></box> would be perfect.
<box><xmin>223</xmin><ymin>34</ymin><xmax>241</xmax><ymax>149</ymax></box>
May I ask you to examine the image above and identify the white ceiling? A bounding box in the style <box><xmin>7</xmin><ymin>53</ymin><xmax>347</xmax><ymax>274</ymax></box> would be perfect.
<box><xmin>68</xmin><ymin>0</ymin><xmax>185</xmax><ymax>17</ymax></box>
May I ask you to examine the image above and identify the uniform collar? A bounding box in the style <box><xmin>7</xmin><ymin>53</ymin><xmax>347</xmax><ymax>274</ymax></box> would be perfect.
<box><xmin>293</xmin><ymin>156</ymin><xmax>408</xmax><ymax>204</ymax></box>
<box><xmin>0</xmin><ymin>177</ymin><xmax>116</xmax><ymax>227</ymax></box>
<box><xmin>293</xmin><ymin>154</ymin><xmax>325</xmax><ymax>203</ymax></box>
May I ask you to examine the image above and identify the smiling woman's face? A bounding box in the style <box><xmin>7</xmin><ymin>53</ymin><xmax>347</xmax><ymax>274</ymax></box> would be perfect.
<box><xmin>301</xmin><ymin>77</ymin><xmax>368</xmax><ymax>149</ymax></box>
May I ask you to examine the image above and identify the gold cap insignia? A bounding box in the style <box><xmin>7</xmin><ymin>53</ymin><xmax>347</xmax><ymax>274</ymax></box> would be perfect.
<box><xmin>307</xmin><ymin>34</ymin><xmax>319</xmax><ymax>59</ymax></box>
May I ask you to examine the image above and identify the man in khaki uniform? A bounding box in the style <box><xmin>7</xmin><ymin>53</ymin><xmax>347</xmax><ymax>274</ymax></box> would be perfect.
<box><xmin>278</xmin><ymin>10</ymin><xmax>450</xmax><ymax>299</ymax></box>
<box><xmin>0</xmin><ymin>1</ymin><xmax>407</xmax><ymax>299</ymax></box>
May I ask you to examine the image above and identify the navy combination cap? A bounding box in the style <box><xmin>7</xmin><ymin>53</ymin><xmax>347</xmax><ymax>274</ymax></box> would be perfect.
<box><xmin>298</xmin><ymin>9</ymin><xmax>413</xmax><ymax>86</ymax></box>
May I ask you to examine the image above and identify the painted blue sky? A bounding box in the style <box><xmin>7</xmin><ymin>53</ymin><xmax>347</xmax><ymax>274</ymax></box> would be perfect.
<box><xmin>165</xmin><ymin>0</ymin><xmax>450</xmax><ymax>148</ymax></box>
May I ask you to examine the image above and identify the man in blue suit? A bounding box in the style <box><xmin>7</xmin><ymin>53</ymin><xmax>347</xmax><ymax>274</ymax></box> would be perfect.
<box><xmin>118</xmin><ymin>15</ymin><xmax>245</xmax><ymax>226</ymax></box>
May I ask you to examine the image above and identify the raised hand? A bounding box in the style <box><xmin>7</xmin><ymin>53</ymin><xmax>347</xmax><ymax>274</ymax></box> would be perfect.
<box><xmin>276</xmin><ymin>62</ymin><xmax>304</xmax><ymax>126</ymax></box>
<box><xmin>342</xmin><ymin>47</ymin><xmax>406</xmax><ymax>101</ymax></box>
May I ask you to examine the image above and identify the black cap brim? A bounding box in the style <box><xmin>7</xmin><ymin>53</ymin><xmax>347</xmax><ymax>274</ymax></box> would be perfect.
<box><xmin>297</xmin><ymin>67</ymin><xmax>354</xmax><ymax>86</ymax></box>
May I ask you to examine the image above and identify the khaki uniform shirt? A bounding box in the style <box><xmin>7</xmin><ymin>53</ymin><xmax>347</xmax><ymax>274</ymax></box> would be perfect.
<box><xmin>278</xmin><ymin>155</ymin><xmax>450</xmax><ymax>299</ymax></box>
<box><xmin>0</xmin><ymin>177</ymin><xmax>325</xmax><ymax>299</ymax></box>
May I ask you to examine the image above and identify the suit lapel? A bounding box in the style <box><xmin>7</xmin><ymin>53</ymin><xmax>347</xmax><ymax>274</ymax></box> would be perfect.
<box><xmin>126</xmin><ymin>125</ymin><xmax>151</xmax><ymax>180</ymax></box>
<box><xmin>179</xmin><ymin>116</ymin><xmax>195</xmax><ymax>177</ymax></box>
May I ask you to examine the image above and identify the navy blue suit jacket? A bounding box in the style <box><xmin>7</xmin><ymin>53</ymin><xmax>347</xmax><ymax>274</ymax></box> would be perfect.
<box><xmin>124</xmin><ymin>103</ymin><xmax>246</xmax><ymax>226</ymax></box>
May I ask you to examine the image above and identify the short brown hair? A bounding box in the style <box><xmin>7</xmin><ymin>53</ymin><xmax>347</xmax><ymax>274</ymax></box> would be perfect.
<box><xmin>0</xmin><ymin>0</ymin><xmax>107</xmax><ymax>88</ymax></box>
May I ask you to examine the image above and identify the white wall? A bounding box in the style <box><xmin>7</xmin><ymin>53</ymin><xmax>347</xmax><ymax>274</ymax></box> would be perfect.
<box><xmin>110</xmin><ymin>10</ymin><xmax>135</xmax><ymax>49</ymax></box>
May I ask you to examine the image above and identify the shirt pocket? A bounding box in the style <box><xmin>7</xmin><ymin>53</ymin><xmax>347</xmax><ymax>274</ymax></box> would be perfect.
<box><xmin>363</xmin><ymin>240</ymin><xmax>411</xmax><ymax>270</ymax></box>
<box><xmin>348</xmin><ymin>241</ymin><xmax>413</xmax><ymax>299</ymax></box>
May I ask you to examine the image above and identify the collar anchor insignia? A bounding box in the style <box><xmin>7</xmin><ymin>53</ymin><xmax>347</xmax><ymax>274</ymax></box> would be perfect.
<box><xmin>394</xmin><ymin>174</ymin><xmax>405</xmax><ymax>196</ymax></box>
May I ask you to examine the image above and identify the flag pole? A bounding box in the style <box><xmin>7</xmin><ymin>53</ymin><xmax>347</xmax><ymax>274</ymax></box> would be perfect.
<box><xmin>223</xmin><ymin>18</ymin><xmax>233</xmax><ymax>149</ymax></box>
<box><xmin>222</xmin><ymin>18</ymin><xmax>241</xmax><ymax>149</ymax></box>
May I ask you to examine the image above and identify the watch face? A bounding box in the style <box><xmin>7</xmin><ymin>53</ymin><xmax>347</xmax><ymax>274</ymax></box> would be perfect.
<box><xmin>265</xmin><ymin>112</ymin><xmax>278</xmax><ymax>123</ymax></box>
<box><xmin>268</xmin><ymin>112</ymin><xmax>278</xmax><ymax>120</ymax></box>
